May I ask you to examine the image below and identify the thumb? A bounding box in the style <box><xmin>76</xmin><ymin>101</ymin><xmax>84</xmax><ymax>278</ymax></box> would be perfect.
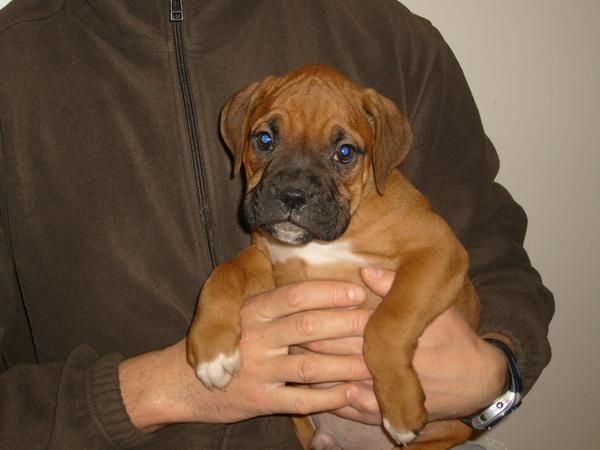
<box><xmin>360</xmin><ymin>267</ymin><xmax>396</xmax><ymax>297</ymax></box>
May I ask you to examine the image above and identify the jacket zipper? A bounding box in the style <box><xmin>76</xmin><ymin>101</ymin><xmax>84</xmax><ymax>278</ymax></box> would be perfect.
<box><xmin>170</xmin><ymin>0</ymin><xmax>217</xmax><ymax>269</ymax></box>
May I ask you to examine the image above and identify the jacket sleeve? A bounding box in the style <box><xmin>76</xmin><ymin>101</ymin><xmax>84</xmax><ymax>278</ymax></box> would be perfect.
<box><xmin>0</xmin><ymin>139</ymin><xmax>151</xmax><ymax>449</ymax></box>
<box><xmin>398</xmin><ymin>18</ymin><xmax>555</xmax><ymax>395</ymax></box>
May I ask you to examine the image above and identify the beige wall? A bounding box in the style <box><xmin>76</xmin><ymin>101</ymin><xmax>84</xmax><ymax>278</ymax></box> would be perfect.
<box><xmin>400</xmin><ymin>1</ymin><xmax>600</xmax><ymax>449</ymax></box>
<box><xmin>2</xmin><ymin>0</ymin><xmax>597</xmax><ymax>447</ymax></box>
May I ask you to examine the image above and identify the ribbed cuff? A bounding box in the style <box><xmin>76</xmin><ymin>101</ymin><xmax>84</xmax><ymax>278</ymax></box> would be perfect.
<box><xmin>88</xmin><ymin>353</ymin><xmax>154</xmax><ymax>449</ymax></box>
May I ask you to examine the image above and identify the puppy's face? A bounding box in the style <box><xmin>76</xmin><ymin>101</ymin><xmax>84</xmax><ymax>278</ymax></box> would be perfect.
<box><xmin>221</xmin><ymin>65</ymin><xmax>411</xmax><ymax>245</ymax></box>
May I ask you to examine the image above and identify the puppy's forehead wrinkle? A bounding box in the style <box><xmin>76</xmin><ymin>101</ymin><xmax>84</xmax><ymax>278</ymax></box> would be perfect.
<box><xmin>254</xmin><ymin>109</ymin><xmax>326</xmax><ymax>146</ymax></box>
<box><xmin>259</xmin><ymin>101</ymin><xmax>360</xmax><ymax>146</ymax></box>
<box><xmin>250</xmin><ymin>71</ymin><xmax>370</xmax><ymax>152</ymax></box>
<box><xmin>273</xmin><ymin>71</ymin><xmax>342</xmax><ymax>95</ymax></box>
<box><xmin>269</xmin><ymin>72</ymin><xmax>359</xmax><ymax>112</ymax></box>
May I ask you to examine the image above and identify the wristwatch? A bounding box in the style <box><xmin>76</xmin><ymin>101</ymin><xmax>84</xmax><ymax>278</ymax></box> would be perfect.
<box><xmin>459</xmin><ymin>338</ymin><xmax>523</xmax><ymax>430</ymax></box>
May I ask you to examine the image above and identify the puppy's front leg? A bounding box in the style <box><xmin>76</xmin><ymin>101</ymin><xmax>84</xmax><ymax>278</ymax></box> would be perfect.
<box><xmin>187</xmin><ymin>245</ymin><xmax>274</xmax><ymax>390</ymax></box>
<box><xmin>363</xmin><ymin>240</ymin><xmax>470</xmax><ymax>447</ymax></box>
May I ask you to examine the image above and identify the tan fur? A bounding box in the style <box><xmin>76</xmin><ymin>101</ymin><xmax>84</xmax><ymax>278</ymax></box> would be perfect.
<box><xmin>187</xmin><ymin>65</ymin><xmax>480</xmax><ymax>449</ymax></box>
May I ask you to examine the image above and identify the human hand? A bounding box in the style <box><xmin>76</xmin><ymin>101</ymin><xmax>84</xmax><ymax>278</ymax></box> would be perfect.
<box><xmin>119</xmin><ymin>280</ymin><xmax>373</xmax><ymax>431</ymax></box>
<box><xmin>303</xmin><ymin>267</ymin><xmax>508</xmax><ymax>424</ymax></box>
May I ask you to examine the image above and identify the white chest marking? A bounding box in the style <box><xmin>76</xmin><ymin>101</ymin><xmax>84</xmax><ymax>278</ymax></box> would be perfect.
<box><xmin>266</xmin><ymin>239</ymin><xmax>369</xmax><ymax>266</ymax></box>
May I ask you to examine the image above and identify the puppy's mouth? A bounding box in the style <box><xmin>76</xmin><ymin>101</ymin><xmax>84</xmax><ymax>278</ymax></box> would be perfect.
<box><xmin>243</xmin><ymin>160</ymin><xmax>351</xmax><ymax>245</ymax></box>
<box><xmin>262</xmin><ymin>221</ymin><xmax>313</xmax><ymax>245</ymax></box>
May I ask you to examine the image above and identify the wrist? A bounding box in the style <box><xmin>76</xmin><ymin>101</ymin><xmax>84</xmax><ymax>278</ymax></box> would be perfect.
<box><xmin>473</xmin><ymin>335</ymin><xmax>511</xmax><ymax>409</ymax></box>
<box><xmin>118</xmin><ymin>342</ymin><xmax>195</xmax><ymax>432</ymax></box>
<box><xmin>461</xmin><ymin>337</ymin><xmax>523</xmax><ymax>430</ymax></box>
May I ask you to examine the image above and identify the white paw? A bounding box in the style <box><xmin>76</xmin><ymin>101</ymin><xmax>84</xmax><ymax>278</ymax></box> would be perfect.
<box><xmin>383</xmin><ymin>418</ymin><xmax>418</xmax><ymax>447</ymax></box>
<box><xmin>195</xmin><ymin>349</ymin><xmax>241</xmax><ymax>390</ymax></box>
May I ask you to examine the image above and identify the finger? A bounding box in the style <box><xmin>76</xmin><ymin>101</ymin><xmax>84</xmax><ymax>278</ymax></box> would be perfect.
<box><xmin>302</xmin><ymin>336</ymin><xmax>365</xmax><ymax>355</ymax></box>
<box><xmin>360</xmin><ymin>267</ymin><xmax>396</xmax><ymax>297</ymax></box>
<box><xmin>339</xmin><ymin>380</ymin><xmax>379</xmax><ymax>411</ymax></box>
<box><xmin>330</xmin><ymin>381</ymin><xmax>382</xmax><ymax>425</ymax></box>
<box><xmin>269</xmin><ymin>309</ymin><xmax>370</xmax><ymax>347</ymax></box>
<box><xmin>416</xmin><ymin>306</ymin><xmax>470</xmax><ymax>350</ymax></box>
<box><xmin>242</xmin><ymin>281</ymin><xmax>366</xmax><ymax>321</ymax></box>
<box><xmin>271</xmin><ymin>383</ymin><xmax>359</xmax><ymax>416</ymax></box>
<box><xmin>331</xmin><ymin>405</ymin><xmax>382</xmax><ymax>425</ymax></box>
<box><xmin>275</xmin><ymin>353</ymin><xmax>370</xmax><ymax>384</ymax></box>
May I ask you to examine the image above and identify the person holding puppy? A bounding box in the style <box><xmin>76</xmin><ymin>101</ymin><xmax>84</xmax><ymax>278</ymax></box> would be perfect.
<box><xmin>0</xmin><ymin>1</ymin><xmax>553</xmax><ymax>449</ymax></box>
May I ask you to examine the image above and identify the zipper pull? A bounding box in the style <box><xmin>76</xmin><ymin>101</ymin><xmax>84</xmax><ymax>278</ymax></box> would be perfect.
<box><xmin>170</xmin><ymin>0</ymin><xmax>183</xmax><ymax>22</ymax></box>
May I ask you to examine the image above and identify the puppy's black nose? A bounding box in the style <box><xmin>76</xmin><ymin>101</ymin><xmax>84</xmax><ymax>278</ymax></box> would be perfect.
<box><xmin>279</xmin><ymin>188</ymin><xmax>307</xmax><ymax>210</ymax></box>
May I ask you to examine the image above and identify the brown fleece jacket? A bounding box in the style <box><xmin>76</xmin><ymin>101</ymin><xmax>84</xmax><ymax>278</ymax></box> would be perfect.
<box><xmin>0</xmin><ymin>0</ymin><xmax>553</xmax><ymax>448</ymax></box>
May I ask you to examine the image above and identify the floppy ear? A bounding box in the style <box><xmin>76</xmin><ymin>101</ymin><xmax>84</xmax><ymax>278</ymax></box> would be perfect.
<box><xmin>220</xmin><ymin>78</ymin><xmax>274</xmax><ymax>176</ymax></box>
<box><xmin>362</xmin><ymin>89</ymin><xmax>412</xmax><ymax>195</ymax></box>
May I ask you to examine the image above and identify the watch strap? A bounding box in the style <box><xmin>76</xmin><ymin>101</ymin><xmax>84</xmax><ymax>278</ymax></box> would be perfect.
<box><xmin>459</xmin><ymin>338</ymin><xmax>523</xmax><ymax>430</ymax></box>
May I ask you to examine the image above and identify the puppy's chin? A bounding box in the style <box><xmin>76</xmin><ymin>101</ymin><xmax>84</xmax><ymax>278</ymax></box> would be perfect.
<box><xmin>263</xmin><ymin>222</ymin><xmax>313</xmax><ymax>245</ymax></box>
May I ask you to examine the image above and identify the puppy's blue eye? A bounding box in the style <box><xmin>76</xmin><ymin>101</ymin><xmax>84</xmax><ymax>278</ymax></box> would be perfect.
<box><xmin>335</xmin><ymin>144</ymin><xmax>355</xmax><ymax>164</ymax></box>
<box><xmin>259</xmin><ymin>133</ymin><xmax>272</xmax><ymax>145</ymax></box>
<box><xmin>256</xmin><ymin>131</ymin><xmax>273</xmax><ymax>151</ymax></box>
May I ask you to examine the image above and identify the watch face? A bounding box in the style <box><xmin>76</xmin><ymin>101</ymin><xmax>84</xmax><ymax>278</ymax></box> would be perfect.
<box><xmin>473</xmin><ymin>391</ymin><xmax>521</xmax><ymax>430</ymax></box>
<box><xmin>485</xmin><ymin>402</ymin><xmax>522</xmax><ymax>430</ymax></box>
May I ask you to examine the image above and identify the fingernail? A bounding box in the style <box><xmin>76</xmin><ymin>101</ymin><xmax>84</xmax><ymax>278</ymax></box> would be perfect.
<box><xmin>365</xmin><ymin>266</ymin><xmax>383</xmax><ymax>278</ymax></box>
<box><xmin>348</xmin><ymin>287</ymin><xmax>365</xmax><ymax>303</ymax></box>
<box><xmin>345</xmin><ymin>385</ymin><xmax>359</xmax><ymax>401</ymax></box>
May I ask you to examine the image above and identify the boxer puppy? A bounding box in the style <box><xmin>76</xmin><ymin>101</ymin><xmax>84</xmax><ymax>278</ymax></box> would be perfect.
<box><xmin>187</xmin><ymin>64</ymin><xmax>479</xmax><ymax>449</ymax></box>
